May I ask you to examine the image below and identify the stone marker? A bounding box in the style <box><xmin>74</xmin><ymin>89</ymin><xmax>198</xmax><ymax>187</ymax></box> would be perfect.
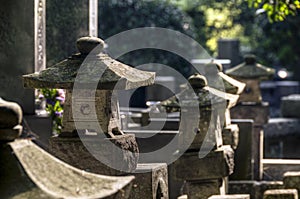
<box><xmin>263</xmin><ymin>189</ymin><xmax>298</xmax><ymax>199</ymax></box>
<box><xmin>208</xmin><ymin>194</ymin><xmax>250</xmax><ymax>199</ymax></box>
<box><xmin>281</xmin><ymin>94</ymin><xmax>300</xmax><ymax>118</ymax></box>
<box><xmin>263</xmin><ymin>159</ymin><xmax>300</xmax><ymax>181</ymax></box>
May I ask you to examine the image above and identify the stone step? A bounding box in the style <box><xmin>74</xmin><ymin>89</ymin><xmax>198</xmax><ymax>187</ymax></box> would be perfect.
<box><xmin>263</xmin><ymin>159</ymin><xmax>300</xmax><ymax>181</ymax></box>
<box><xmin>208</xmin><ymin>194</ymin><xmax>250</xmax><ymax>199</ymax></box>
<box><xmin>263</xmin><ymin>189</ymin><xmax>298</xmax><ymax>199</ymax></box>
<box><xmin>284</xmin><ymin>172</ymin><xmax>300</xmax><ymax>193</ymax></box>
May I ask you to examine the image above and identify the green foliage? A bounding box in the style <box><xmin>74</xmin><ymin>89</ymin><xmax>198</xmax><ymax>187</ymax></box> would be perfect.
<box><xmin>98</xmin><ymin>0</ymin><xmax>195</xmax><ymax>77</ymax></box>
<box><xmin>40</xmin><ymin>89</ymin><xmax>64</xmax><ymax>134</ymax></box>
<box><xmin>249</xmin><ymin>0</ymin><xmax>300</xmax><ymax>22</ymax></box>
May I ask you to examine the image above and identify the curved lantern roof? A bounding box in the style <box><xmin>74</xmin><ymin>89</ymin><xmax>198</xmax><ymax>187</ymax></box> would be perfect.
<box><xmin>226</xmin><ymin>54</ymin><xmax>275</xmax><ymax>80</ymax></box>
<box><xmin>160</xmin><ymin>73</ymin><xmax>238</xmax><ymax>112</ymax></box>
<box><xmin>204</xmin><ymin>62</ymin><xmax>246</xmax><ymax>95</ymax></box>
<box><xmin>23</xmin><ymin>37</ymin><xmax>155</xmax><ymax>90</ymax></box>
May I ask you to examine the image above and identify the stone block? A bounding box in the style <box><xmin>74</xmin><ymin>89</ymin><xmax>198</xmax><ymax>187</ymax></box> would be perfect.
<box><xmin>230</xmin><ymin>102</ymin><xmax>269</xmax><ymax>125</ymax></box>
<box><xmin>208</xmin><ymin>194</ymin><xmax>250</xmax><ymax>199</ymax></box>
<box><xmin>177</xmin><ymin>195</ymin><xmax>188</xmax><ymax>199</ymax></box>
<box><xmin>281</xmin><ymin>94</ymin><xmax>300</xmax><ymax>118</ymax></box>
<box><xmin>263</xmin><ymin>189</ymin><xmax>298</xmax><ymax>199</ymax></box>
<box><xmin>171</xmin><ymin>146</ymin><xmax>234</xmax><ymax>181</ymax></box>
<box><xmin>183</xmin><ymin>179</ymin><xmax>225</xmax><ymax>199</ymax></box>
<box><xmin>230</xmin><ymin>119</ymin><xmax>253</xmax><ymax>180</ymax></box>
<box><xmin>222</xmin><ymin>124</ymin><xmax>239</xmax><ymax>150</ymax></box>
<box><xmin>229</xmin><ymin>180</ymin><xmax>284</xmax><ymax>199</ymax></box>
<box><xmin>129</xmin><ymin>163</ymin><xmax>168</xmax><ymax>199</ymax></box>
<box><xmin>49</xmin><ymin>135</ymin><xmax>138</xmax><ymax>175</ymax></box>
<box><xmin>284</xmin><ymin>172</ymin><xmax>300</xmax><ymax>193</ymax></box>
<box><xmin>263</xmin><ymin>159</ymin><xmax>300</xmax><ymax>181</ymax></box>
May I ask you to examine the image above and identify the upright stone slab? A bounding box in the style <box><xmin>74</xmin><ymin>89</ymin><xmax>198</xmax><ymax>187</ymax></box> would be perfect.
<box><xmin>263</xmin><ymin>189</ymin><xmax>298</xmax><ymax>199</ymax></box>
<box><xmin>0</xmin><ymin>0</ymin><xmax>35</xmax><ymax>114</ymax></box>
<box><xmin>281</xmin><ymin>94</ymin><xmax>300</xmax><ymax>118</ymax></box>
<box><xmin>227</xmin><ymin>55</ymin><xmax>275</xmax><ymax>180</ymax></box>
<box><xmin>217</xmin><ymin>39</ymin><xmax>241</xmax><ymax>67</ymax></box>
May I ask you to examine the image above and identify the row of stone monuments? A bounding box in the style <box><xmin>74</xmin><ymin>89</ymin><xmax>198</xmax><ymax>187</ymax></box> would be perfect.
<box><xmin>2</xmin><ymin>35</ymin><xmax>300</xmax><ymax>199</ymax></box>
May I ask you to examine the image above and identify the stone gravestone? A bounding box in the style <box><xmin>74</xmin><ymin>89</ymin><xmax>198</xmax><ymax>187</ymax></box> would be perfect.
<box><xmin>0</xmin><ymin>0</ymin><xmax>35</xmax><ymax>114</ymax></box>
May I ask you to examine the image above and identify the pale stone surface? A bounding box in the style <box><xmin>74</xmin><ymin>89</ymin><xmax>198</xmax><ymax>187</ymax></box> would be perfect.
<box><xmin>263</xmin><ymin>159</ymin><xmax>300</xmax><ymax>181</ymax></box>
<box><xmin>263</xmin><ymin>189</ymin><xmax>298</xmax><ymax>199</ymax></box>
<box><xmin>183</xmin><ymin>179</ymin><xmax>224</xmax><ymax>199</ymax></box>
<box><xmin>229</xmin><ymin>180</ymin><xmax>284</xmax><ymax>199</ymax></box>
<box><xmin>222</xmin><ymin>124</ymin><xmax>239</xmax><ymax>150</ymax></box>
<box><xmin>7</xmin><ymin>139</ymin><xmax>135</xmax><ymax>199</ymax></box>
<box><xmin>208</xmin><ymin>194</ymin><xmax>250</xmax><ymax>199</ymax></box>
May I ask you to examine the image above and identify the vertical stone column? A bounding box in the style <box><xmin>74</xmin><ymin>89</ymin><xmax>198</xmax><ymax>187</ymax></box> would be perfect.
<box><xmin>0</xmin><ymin>0</ymin><xmax>35</xmax><ymax>114</ymax></box>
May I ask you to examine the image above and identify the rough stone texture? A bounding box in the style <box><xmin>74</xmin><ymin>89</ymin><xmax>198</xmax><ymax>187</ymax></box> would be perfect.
<box><xmin>4</xmin><ymin>139</ymin><xmax>135</xmax><ymax>199</ymax></box>
<box><xmin>170</xmin><ymin>146</ymin><xmax>234</xmax><ymax>181</ymax></box>
<box><xmin>264</xmin><ymin>118</ymin><xmax>300</xmax><ymax>138</ymax></box>
<box><xmin>230</xmin><ymin>119</ymin><xmax>253</xmax><ymax>180</ymax></box>
<box><xmin>281</xmin><ymin>94</ymin><xmax>300</xmax><ymax>118</ymax></box>
<box><xmin>284</xmin><ymin>172</ymin><xmax>300</xmax><ymax>193</ymax></box>
<box><xmin>129</xmin><ymin>163</ymin><xmax>168</xmax><ymax>199</ymax></box>
<box><xmin>23</xmin><ymin>37</ymin><xmax>155</xmax><ymax>90</ymax></box>
<box><xmin>222</xmin><ymin>124</ymin><xmax>239</xmax><ymax>150</ymax></box>
<box><xmin>263</xmin><ymin>189</ymin><xmax>298</xmax><ymax>199</ymax></box>
<box><xmin>229</xmin><ymin>180</ymin><xmax>284</xmax><ymax>199</ymax></box>
<box><xmin>0</xmin><ymin>98</ymin><xmax>23</xmax><ymax>128</ymax></box>
<box><xmin>208</xmin><ymin>194</ymin><xmax>250</xmax><ymax>199</ymax></box>
<box><xmin>263</xmin><ymin>159</ymin><xmax>300</xmax><ymax>181</ymax></box>
<box><xmin>0</xmin><ymin>0</ymin><xmax>35</xmax><ymax>114</ymax></box>
<box><xmin>230</xmin><ymin>102</ymin><xmax>269</xmax><ymax>125</ymax></box>
<box><xmin>183</xmin><ymin>179</ymin><xmax>225</xmax><ymax>199</ymax></box>
<box><xmin>231</xmin><ymin>103</ymin><xmax>269</xmax><ymax>180</ymax></box>
<box><xmin>49</xmin><ymin>135</ymin><xmax>139</xmax><ymax>175</ymax></box>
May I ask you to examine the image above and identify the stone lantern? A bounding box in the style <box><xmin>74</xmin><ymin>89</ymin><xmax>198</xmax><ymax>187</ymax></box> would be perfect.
<box><xmin>23</xmin><ymin>37</ymin><xmax>155</xmax><ymax>174</ymax></box>
<box><xmin>204</xmin><ymin>62</ymin><xmax>245</xmax><ymax>149</ymax></box>
<box><xmin>226</xmin><ymin>54</ymin><xmax>275</xmax><ymax>180</ymax></box>
<box><xmin>160</xmin><ymin>73</ymin><xmax>235</xmax><ymax>198</ymax></box>
<box><xmin>226</xmin><ymin>54</ymin><xmax>275</xmax><ymax>103</ymax></box>
<box><xmin>160</xmin><ymin>73</ymin><xmax>238</xmax><ymax>150</ymax></box>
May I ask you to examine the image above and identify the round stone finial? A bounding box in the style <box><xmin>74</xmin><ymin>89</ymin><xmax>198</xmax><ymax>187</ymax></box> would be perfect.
<box><xmin>76</xmin><ymin>36</ymin><xmax>105</xmax><ymax>55</ymax></box>
<box><xmin>0</xmin><ymin>98</ymin><xmax>23</xmax><ymax>141</ymax></box>
<box><xmin>244</xmin><ymin>54</ymin><xmax>256</xmax><ymax>65</ymax></box>
<box><xmin>188</xmin><ymin>73</ymin><xmax>207</xmax><ymax>89</ymax></box>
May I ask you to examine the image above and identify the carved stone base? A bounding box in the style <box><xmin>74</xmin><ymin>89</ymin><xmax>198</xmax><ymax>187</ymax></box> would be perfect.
<box><xmin>129</xmin><ymin>163</ymin><xmax>168</xmax><ymax>199</ymax></box>
<box><xmin>49</xmin><ymin>134</ymin><xmax>138</xmax><ymax>175</ymax></box>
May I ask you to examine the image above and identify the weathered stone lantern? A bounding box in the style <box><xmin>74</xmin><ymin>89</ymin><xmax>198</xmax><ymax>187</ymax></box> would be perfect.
<box><xmin>160</xmin><ymin>74</ymin><xmax>235</xmax><ymax>198</ymax></box>
<box><xmin>226</xmin><ymin>54</ymin><xmax>275</xmax><ymax>103</ymax></box>
<box><xmin>226</xmin><ymin>54</ymin><xmax>275</xmax><ymax>180</ymax></box>
<box><xmin>204</xmin><ymin>62</ymin><xmax>245</xmax><ymax>149</ymax></box>
<box><xmin>23</xmin><ymin>37</ymin><xmax>155</xmax><ymax>174</ymax></box>
<box><xmin>160</xmin><ymin>73</ymin><xmax>238</xmax><ymax>150</ymax></box>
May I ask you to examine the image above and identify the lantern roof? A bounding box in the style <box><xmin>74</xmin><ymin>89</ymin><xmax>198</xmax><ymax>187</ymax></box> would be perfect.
<box><xmin>160</xmin><ymin>73</ymin><xmax>238</xmax><ymax>111</ymax></box>
<box><xmin>226</xmin><ymin>54</ymin><xmax>275</xmax><ymax>80</ymax></box>
<box><xmin>23</xmin><ymin>37</ymin><xmax>155</xmax><ymax>90</ymax></box>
